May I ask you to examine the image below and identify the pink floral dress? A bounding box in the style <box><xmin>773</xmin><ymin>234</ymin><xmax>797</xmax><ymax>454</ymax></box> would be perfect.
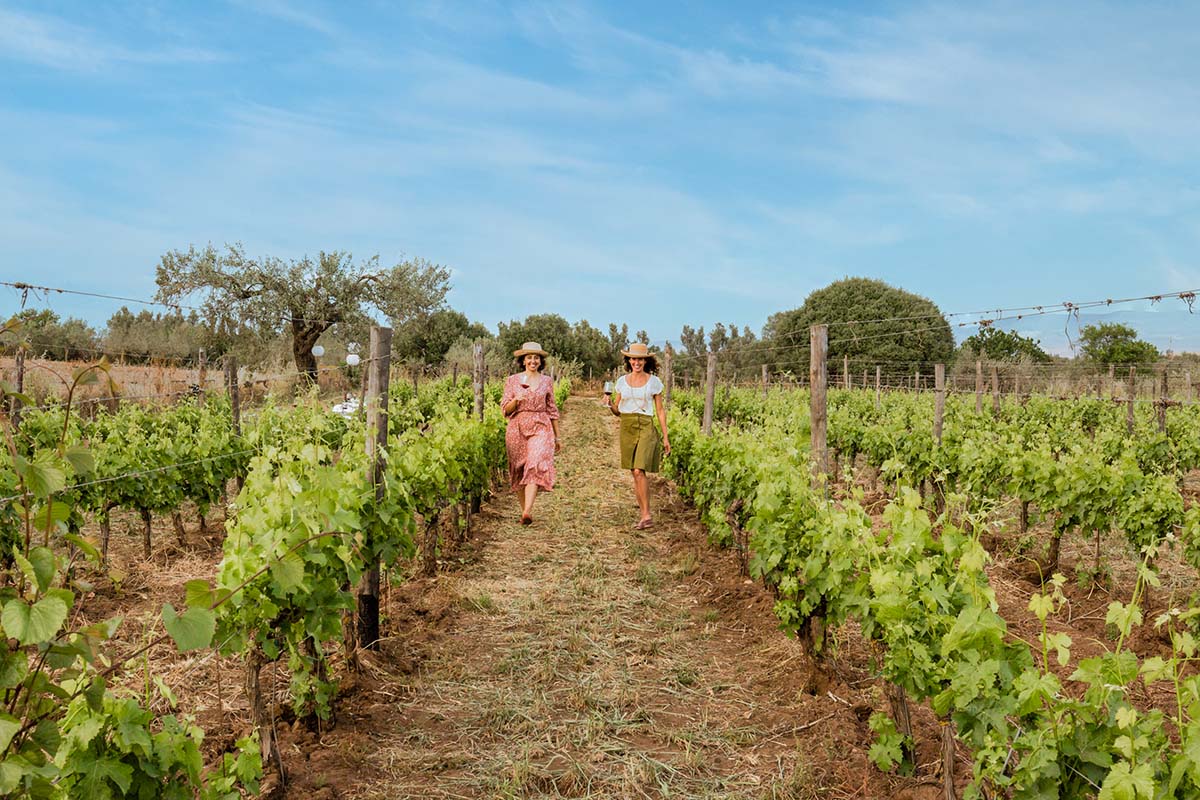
<box><xmin>502</xmin><ymin>373</ymin><xmax>560</xmax><ymax>491</ymax></box>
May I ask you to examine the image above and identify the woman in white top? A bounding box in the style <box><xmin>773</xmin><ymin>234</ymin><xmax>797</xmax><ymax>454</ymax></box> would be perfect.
<box><xmin>608</xmin><ymin>342</ymin><xmax>671</xmax><ymax>529</ymax></box>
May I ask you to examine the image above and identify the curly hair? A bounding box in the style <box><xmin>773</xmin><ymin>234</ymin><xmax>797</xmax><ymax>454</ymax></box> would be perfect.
<box><xmin>623</xmin><ymin>354</ymin><xmax>658</xmax><ymax>374</ymax></box>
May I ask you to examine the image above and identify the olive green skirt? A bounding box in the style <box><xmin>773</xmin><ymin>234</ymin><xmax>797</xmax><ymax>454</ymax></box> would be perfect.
<box><xmin>619</xmin><ymin>413</ymin><xmax>662</xmax><ymax>472</ymax></box>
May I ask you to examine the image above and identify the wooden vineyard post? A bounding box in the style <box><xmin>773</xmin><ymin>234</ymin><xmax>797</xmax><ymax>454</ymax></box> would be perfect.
<box><xmin>934</xmin><ymin>364</ymin><xmax>946</xmax><ymax>444</ymax></box>
<box><xmin>991</xmin><ymin>365</ymin><xmax>1000</xmax><ymax>414</ymax></box>
<box><xmin>975</xmin><ymin>360</ymin><xmax>983</xmax><ymax>413</ymax></box>
<box><xmin>225</xmin><ymin>355</ymin><xmax>243</xmax><ymax>491</ymax></box>
<box><xmin>1127</xmin><ymin>367</ymin><xmax>1136</xmax><ymax>436</ymax></box>
<box><xmin>875</xmin><ymin>365</ymin><xmax>881</xmax><ymax>409</ymax></box>
<box><xmin>761</xmin><ymin>364</ymin><xmax>769</xmax><ymax>400</ymax></box>
<box><xmin>810</xmin><ymin>325</ymin><xmax>828</xmax><ymax>485</ymax></box>
<box><xmin>472</xmin><ymin>342</ymin><xmax>484</xmax><ymax>423</ymax></box>
<box><xmin>843</xmin><ymin>355</ymin><xmax>850</xmax><ymax>390</ymax></box>
<box><xmin>1188</xmin><ymin>370</ymin><xmax>1194</xmax><ymax>404</ymax></box>
<box><xmin>701</xmin><ymin>352</ymin><xmax>717</xmax><ymax>435</ymax></box>
<box><xmin>1159</xmin><ymin>367</ymin><xmax>1169</xmax><ymax>433</ymax></box>
<box><xmin>914</xmin><ymin>368</ymin><xmax>919</xmax><ymax>393</ymax></box>
<box><xmin>664</xmin><ymin>345</ymin><xmax>674</xmax><ymax>407</ymax></box>
<box><xmin>941</xmin><ymin>718</ymin><xmax>957</xmax><ymax>800</ymax></box>
<box><xmin>197</xmin><ymin>348</ymin><xmax>206</xmax><ymax>397</ymax></box>
<box><xmin>470</xmin><ymin>341</ymin><xmax>485</xmax><ymax>514</ymax></box>
<box><xmin>356</xmin><ymin>326</ymin><xmax>392</xmax><ymax>651</ymax></box>
<box><xmin>862</xmin><ymin>369</ymin><xmax>867</xmax><ymax>391</ymax></box>
<box><xmin>225</xmin><ymin>356</ymin><xmax>240</xmax><ymax>435</ymax></box>
<box><xmin>1109</xmin><ymin>364</ymin><xmax>1117</xmax><ymax>400</ymax></box>
<box><xmin>10</xmin><ymin>345</ymin><xmax>25</xmax><ymax>427</ymax></box>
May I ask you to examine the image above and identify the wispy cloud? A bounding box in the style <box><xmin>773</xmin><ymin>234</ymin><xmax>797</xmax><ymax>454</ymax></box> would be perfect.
<box><xmin>0</xmin><ymin>8</ymin><xmax>226</xmax><ymax>71</ymax></box>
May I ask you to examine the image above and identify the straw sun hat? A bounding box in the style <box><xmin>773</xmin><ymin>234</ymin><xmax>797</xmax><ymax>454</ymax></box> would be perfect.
<box><xmin>513</xmin><ymin>341</ymin><xmax>550</xmax><ymax>357</ymax></box>
<box><xmin>620</xmin><ymin>342</ymin><xmax>655</xmax><ymax>359</ymax></box>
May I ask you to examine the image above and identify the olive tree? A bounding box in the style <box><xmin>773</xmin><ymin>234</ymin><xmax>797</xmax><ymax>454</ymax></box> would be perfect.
<box><xmin>155</xmin><ymin>243</ymin><xmax>450</xmax><ymax>380</ymax></box>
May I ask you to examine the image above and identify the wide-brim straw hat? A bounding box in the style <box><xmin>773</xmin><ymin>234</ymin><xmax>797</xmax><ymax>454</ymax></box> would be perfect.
<box><xmin>513</xmin><ymin>341</ymin><xmax>550</xmax><ymax>357</ymax></box>
<box><xmin>620</xmin><ymin>342</ymin><xmax>656</xmax><ymax>359</ymax></box>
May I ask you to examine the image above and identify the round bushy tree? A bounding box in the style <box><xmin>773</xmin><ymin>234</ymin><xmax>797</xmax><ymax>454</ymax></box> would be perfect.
<box><xmin>763</xmin><ymin>278</ymin><xmax>954</xmax><ymax>374</ymax></box>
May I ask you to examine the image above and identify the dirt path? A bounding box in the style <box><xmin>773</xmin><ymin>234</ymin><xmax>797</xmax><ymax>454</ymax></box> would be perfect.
<box><xmin>285</xmin><ymin>396</ymin><xmax>924</xmax><ymax>800</ymax></box>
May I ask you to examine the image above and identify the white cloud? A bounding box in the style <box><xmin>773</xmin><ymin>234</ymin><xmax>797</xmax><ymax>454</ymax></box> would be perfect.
<box><xmin>0</xmin><ymin>8</ymin><xmax>226</xmax><ymax>71</ymax></box>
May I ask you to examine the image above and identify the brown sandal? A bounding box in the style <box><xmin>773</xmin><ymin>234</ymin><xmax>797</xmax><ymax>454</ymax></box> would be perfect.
<box><xmin>521</xmin><ymin>514</ymin><xmax>533</xmax><ymax>526</ymax></box>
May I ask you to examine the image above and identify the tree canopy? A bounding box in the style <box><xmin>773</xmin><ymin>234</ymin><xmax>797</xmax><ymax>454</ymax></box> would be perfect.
<box><xmin>959</xmin><ymin>327</ymin><xmax>1052</xmax><ymax>363</ymax></box>
<box><xmin>392</xmin><ymin>309</ymin><xmax>491</xmax><ymax>366</ymax></box>
<box><xmin>763</xmin><ymin>278</ymin><xmax>954</xmax><ymax>374</ymax></box>
<box><xmin>496</xmin><ymin>315</ymin><xmax>632</xmax><ymax>377</ymax></box>
<box><xmin>1078</xmin><ymin>322</ymin><xmax>1159</xmax><ymax>366</ymax></box>
<box><xmin>155</xmin><ymin>243</ymin><xmax>450</xmax><ymax>380</ymax></box>
<box><xmin>4</xmin><ymin>309</ymin><xmax>97</xmax><ymax>361</ymax></box>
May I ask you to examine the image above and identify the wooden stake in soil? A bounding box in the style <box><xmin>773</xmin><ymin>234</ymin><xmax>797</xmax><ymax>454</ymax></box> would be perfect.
<box><xmin>975</xmin><ymin>360</ymin><xmax>983</xmax><ymax>413</ymax></box>
<box><xmin>701</xmin><ymin>352</ymin><xmax>717</xmax><ymax>436</ymax></box>
<box><xmin>991</xmin><ymin>365</ymin><xmax>1000</xmax><ymax>414</ymax></box>
<box><xmin>225</xmin><ymin>355</ymin><xmax>240</xmax><ymax>435</ymax></box>
<box><xmin>1127</xmin><ymin>367</ymin><xmax>1136</xmax><ymax>436</ymax></box>
<box><xmin>875</xmin><ymin>365</ymin><xmax>882</xmax><ymax>409</ymax></box>
<box><xmin>197</xmin><ymin>348</ymin><xmax>206</xmax><ymax>397</ymax></box>
<box><xmin>843</xmin><ymin>355</ymin><xmax>850</xmax><ymax>390</ymax></box>
<box><xmin>1159</xmin><ymin>366</ymin><xmax>1169</xmax><ymax>432</ymax></box>
<box><xmin>941</xmin><ymin>717</ymin><xmax>958</xmax><ymax>800</ymax></box>
<box><xmin>1109</xmin><ymin>364</ymin><xmax>1117</xmax><ymax>400</ymax></box>
<box><xmin>934</xmin><ymin>364</ymin><xmax>946</xmax><ymax>444</ymax></box>
<box><xmin>472</xmin><ymin>341</ymin><xmax>484</xmax><ymax>423</ymax></box>
<box><xmin>10</xmin><ymin>346</ymin><xmax>24</xmax><ymax>427</ymax></box>
<box><xmin>761</xmin><ymin>363</ymin><xmax>769</xmax><ymax>400</ymax></box>
<box><xmin>810</xmin><ymin>325</ymin><xmax>828</xmax><ymax>484</ymax></box>
<box><xmin>356</xmin><ymin>326</ymin><xmax>392</xmax><ymax>651</ymax></box>
<box><xmin>664</xmin><ymin>345</ymin><xmax>674</xmax><ymax>407</ymax></box>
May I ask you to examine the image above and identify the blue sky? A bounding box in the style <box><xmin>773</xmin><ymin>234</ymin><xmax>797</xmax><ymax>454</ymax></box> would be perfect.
<box><xmin>2</xmin><ymin>1</ymin><xmax>1200</xmax><ymax>353</ymax></box>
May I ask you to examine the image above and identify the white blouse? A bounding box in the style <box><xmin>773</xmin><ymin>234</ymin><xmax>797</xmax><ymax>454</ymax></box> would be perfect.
<box><xmin>615</xmin><ymin>375</ymin><xmax>663</xmax><ymax>416</ymax></box>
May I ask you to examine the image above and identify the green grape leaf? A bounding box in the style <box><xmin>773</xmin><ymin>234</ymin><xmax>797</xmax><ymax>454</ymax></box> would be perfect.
<box><xmin>27</xmin><ymin>547</ymin><xmax>57</xmax><ymax>594</ymax></box>
<box><xmin>63</xmin><ymin>533</ymin><xmax>102</xmax><ymax>566</ymax></box>
<box><xmin>0</xmin><ymin>650</ymin><xmax>28</xmax><ymax>688</ymax></box>
<box><xmin>271</xmin><ymin>551</ymin><xmax>306</xmax><ymax>593</ymax></box>
<box><xmin>161</xmin><ymin>603</ymin><xmax>215</xmax><ymax>652</ymax></box>
<box><xmin>0</xmin><ymin>713</ymin><xmax>20</xmax><ymax>752</ymax></box>
<box><xmin>62</xmin><ymin>444</ymin><xmax>95</xmax><ymax>475</ymax></box>
<box><xmin>2</xmin><ymin>595</ymin><xmax>69</xmax><ymax>645</ymax></box>
<box><xmin>184</xmin><ymin>579</ymin><xmax>214</xmax><ymax>610</ymax></box>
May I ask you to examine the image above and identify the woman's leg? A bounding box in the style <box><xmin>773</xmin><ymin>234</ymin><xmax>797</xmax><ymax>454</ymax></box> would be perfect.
<box><xmin>523</xmin><ymin>483</ymin><xmax>538</xmax><ymax>517</ymax></box>
<box><xmin>632</xmin><ymin>468</ymin><xmax>650</xmax><ymax>523</ymax></box>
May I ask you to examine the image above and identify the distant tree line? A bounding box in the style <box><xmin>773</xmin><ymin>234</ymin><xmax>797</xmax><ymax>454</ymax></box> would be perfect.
<box><xmin>2</xmin><ymin>259</ymin><xmax>1174</xmax><ymax>382</ymax></box>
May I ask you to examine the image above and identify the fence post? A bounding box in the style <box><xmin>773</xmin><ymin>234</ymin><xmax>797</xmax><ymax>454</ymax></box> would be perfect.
<box><xmin>664</xmin><ymin>345</ymin><xmax>674</xmax><ymax>407</ymax></box>
<box><xmin>702</xmin><ymin>352</ymin><xmax>717</xmax><ymax>435</ymax></box>
<box><xmin>472</xmin><ymin>341</ymin><xmax>484</xmax><ymax>423</ymax></box>
<box><xmin>975</xmin><ymin>360</ymin><xmax>983</xmax><ymax>413</ymax></box>
<box><xmin>1188</xmin><ymin>370</ymin><xmax>1194</xmax><ymax>404</ymax></box>
<box><xmin>934</xmin><ymin>364</ymin><xmax>946</xmax><ymax>444</ymax></box>
<box><xmin>1109</xmin><ymin>364</ymin><xmax>1116</xmax><ymax>400</ymax></box>
<box><xmin>875</xmin><ymin>365</ymin><xmax>881</xmax><ymax>409</ymax></box>
<box><xmin>1127</xmin><ymin>367</ymin><xmax>1136</xmax><ymax>436</ymax></box>
<box><xmin>197</xmin><ymin>348</ymin><xmax>207</xmax><ymax>397</ymax></box>
<box><xmin>810</xmin><ymin>325</ymin><xmax>828</xmax><ymax>484</ymax></box>
<box><xmin>1159</xmin><ymin>366</ymin><xmax>1169</xmax><ymax>432</ymax></box>
<box><xmin>10</xmin><ymin>346</ymin><xmax>25</xmax><ymax>426</ymax></box>
<box><xmin>843</xmin><ymin>355</ymin><xmax>850</xmax><ymax>390</ymax></box>
<box><xmin>356</xmin><ymin>326</ymin><xmax>392</xmax><ymax>651</ymax></box>
<box><xmin>991</xmin><ymin>365</ymin><xmax>1000</xmax><ymax>414</ymax></box>
<box><xmin>761</xmin><ymin>363</ymin><xmax>768</xmax><ymax>400</ymax></box>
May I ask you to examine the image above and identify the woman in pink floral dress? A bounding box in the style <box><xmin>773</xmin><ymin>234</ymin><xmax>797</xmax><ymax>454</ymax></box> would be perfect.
<box><xmin>501</xmin><ymin>342</ymin><xmax>561</xmax><ymax>525</ymax></box>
